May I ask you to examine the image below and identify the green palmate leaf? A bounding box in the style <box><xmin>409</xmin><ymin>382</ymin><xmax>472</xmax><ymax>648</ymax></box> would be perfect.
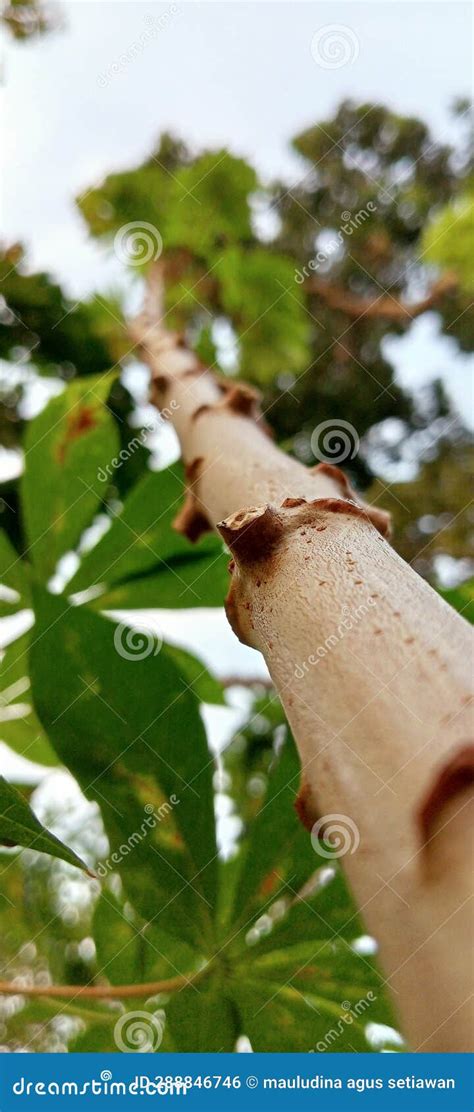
<box><xmin>92</xmin><ymin>890</ymin><xmax>200</xmax><ymax>986</ymax></box>
<box><xmin>241</xmin><ymin>932</ymin><xmax>393</xmax><ymax>1023</ymax></box>
<box><xmin>245</xmin><ymin>868</ymin><xmax>363</xmax><ymax>955</ymax></box>
<box><xmin>22</xmin><ymin>375</ymin><xmax>119</xmax><ymax>578</ymax></box>
<box><xmin>228</xmin><ymin>735</ymin><xmax>304</xmax><ymax>922</ymax></box>
<box><xmin>0</xmin><ymin>632</ymin><xmax>59</xmax><ymax>766</ymax></box>
<box><xmin>0</xmin><ymin>776</ymin><xmax>88</xmax><ymax>871</ymax></box>
<box><xmin>230</xmin><ymin>978</ymin><xmax>391</xmax><ymax>1053</ymax></box>
<box><xmin>29</xmin><ymin>589</ymin><xmax>218</xmax><ymax>947</ymax></box>
<box><xmin>162</xmin><ymin>645</ymin><xmax>224</xmax><ymax>706</ymax></box>
<box><xmin>217</xmin><ymin>722</ymin><xmax>398</xmax><ymax>1050</ymax></box>
<box><xmin>67</xmin><ymin>464</ymin><xmax>229</xmax><ymax>608</ymax></box>
<box><xmin>165</xmin><ymin>974</ymin><xmax>239</xmax><ymax>1052</ymax></box>
<box><xmin>70</xmin><ymin>1024</ymin><xmax>123</xmax><ymax>1054</ymax></box>
<box><xmin>226</xmin><ymin>730</ymin><xmax>351</xmax><ymax>933</ymax></box>
<box><xmin>90</xmin><ymin>551</ymin><xmax>230</xmax><ymax>611</ymax></box>
<box><xmin>70</xmin><ymin>999</ymin><xmax>173</xmax><ymax>1053</ymax></box>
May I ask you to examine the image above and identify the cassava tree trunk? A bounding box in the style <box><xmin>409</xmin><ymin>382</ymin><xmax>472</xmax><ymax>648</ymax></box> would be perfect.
<box><xmin>129</xmin><ymin>268</ymin><xmax>474</xmax><ymax>1053</ymax></box>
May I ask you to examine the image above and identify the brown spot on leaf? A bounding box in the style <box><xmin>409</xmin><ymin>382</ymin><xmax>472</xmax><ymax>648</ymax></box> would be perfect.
<box><xmin>259</xmin><ymin>869</ymin><xmax>280</xmax><ymax>897</ymax></box>
<box><xmin>56</xmin><ymin>405</ymin><xmax>97</xmax><ymax>464</ymax></box>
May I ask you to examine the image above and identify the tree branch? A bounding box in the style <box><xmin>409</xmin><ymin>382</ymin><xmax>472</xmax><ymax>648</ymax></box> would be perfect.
<box><xmin>307</xmin><ymin>272</ymin><xmax>457</xmax><ymax>321</ymax></box>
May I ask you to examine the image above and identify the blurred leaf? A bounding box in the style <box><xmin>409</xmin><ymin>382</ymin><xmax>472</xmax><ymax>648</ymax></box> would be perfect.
<box><xmin>422</xmin><ymin>193</ymin><xmax>474</xmax><ymax>293</ymax></box>
<box><xmin>224</xmin><ymin>728</ymin><xmax>362</xmax><ymax>938</ymax></box>
<box><xmin>0</xmin><ymin>631</ymin><xmax>59</xmax><ymax>766</ymax></box>
<box><xmin>69</xmin><ymin>1022</ymin><xmax>121</xmax><ymax>1053</ymax></box>
<box><xmin>229</xmin><ymin>733</ymin><xmax>305</xmax><ymax>922</ymax></box>
<box><xmin>91</xmin><ymin>549</ymin><xmax>230</xmax><ymax>610</ymax></box>
<box><xmin>165</xmin><ymin>974</ymin><xmax>239</xmax><ymax>1052</ymax></box>
<box><xmin>22</xmin><ymin>376</ymin><xmax>119</xmax><ymax>578</ymax></box>
<box><xmin>230</xmin><ymin>977</ymin><xmax>390</xmax><ymax>1053</ymax></box>
<box><xmin>77</xmin><ymin>166</ymin><xmax>176</xmax><ymax>253</ymax></box>
<box><xmin>219</xmin><ymin>722</ymin><xmax>398</xmax><ymax>1050</ymax></box>
<box><xmin>30</xmin><ymin>589</ymin><xmax>218</xmax><ymax>946</ymax></box>
<box><xmin>67</xmin><ymin>464</ymin><xmax>229</xmax><ymax>607</ymax></box>
<box><xmin>92</xmin><ymin>889</ymin><xmax>199</xmax><ymax>986</ymax></box>
<box><xmin>216</xmin><ymin>247</ymin><xmax>311</xmax><ymax>382</ymax></box>
<box><xmin>0</xmin><ymin>246</ymin><xmax>114</xmax><ymax>375</ymax></box>
<box><xmin>163</xmin><ymin>645</ymin><xmax>224</xmax><ymax>706</ymax></box>
<box><xmin>0</xmin><ymin>776</ymin><xmax>87</xmax><ymax>871</ymax></box>
<box><xmin>78</xmin><ymin>151</ymin><xmax>257</xmax><ymax>266</ymax></box>
<box><xmin>244</xmin><ymin>868</ymin><xmax>363</xmax><ymax>955</ymax></box>
<box><xmin>0</xmin><ymin>529</ymin><xmax>30</xmax><ymax>612</ymax></box>
<box><xmin>166</xmin><ymin>153</ymin><xmax>258</xmax><ymax>256</ymax></box>
<box><xmin>439</xmin><ymin>578</ymin><xmax>474</xmax><ymax>623</ymax></box>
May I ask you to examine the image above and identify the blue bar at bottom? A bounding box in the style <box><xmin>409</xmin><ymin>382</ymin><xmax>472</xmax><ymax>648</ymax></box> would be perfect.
<box><xmin>0</xmin><ymin>1054</ymin><xmax>472</xmax><ymax>1110</ymax></box>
